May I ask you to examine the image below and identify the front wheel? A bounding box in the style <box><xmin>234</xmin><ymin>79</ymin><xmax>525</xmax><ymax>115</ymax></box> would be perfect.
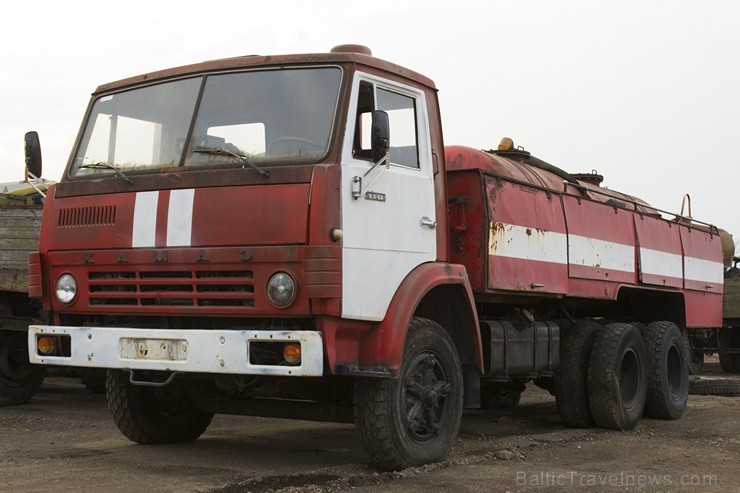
<box><xmin>107</xmin><ymin>370</ymin><xmax>213</xmax><ymax>444</ymax></box>
<box><xmin>354</xmin><ymin>318</ymin><xmax>463</xmax><ymax>471</ymax></box>
<box><xmin>0</xmin><ymin>331</ymin><xmax>45</xmax><ymax>407</ymax></box>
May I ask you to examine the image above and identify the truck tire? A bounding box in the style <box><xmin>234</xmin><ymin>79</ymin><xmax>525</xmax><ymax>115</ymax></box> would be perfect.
<box><xmin>106</xmin><ymin>370</ymin><xmax>213</xmax><ymax>444</ymax></box>
<box><xmin>719</xmin><ymin>352</ymin><xmax>740</xmax><ymax>374</ymax></box>
<box><xmin>480</xmin><ymin>382</ymin><xmax>522</xmax><ymax>410</ymax></box>
<box><xmin>0</xmin><ymin>331</ymin><xmax>45</xmax><ymax>407</ymax></box>
<box><xmin>555</xmin><ymin>320</ymin><xmax>601</xmax><ymax>428</ymax></box>
<box><xmin>354</xmin><ymin>318</ymin><xmax>463</xmax><ymax>471</ymax></box>
<box><xmin>689</xmin><ymin>378</ymin><xmax>740</xmax><ymax>396</ymax></box>
<box><xmin>642</xmin><ymin>322</ymin><xmax>688</xmax><ymax>420</ymax></box>
<box><xmin>587</xmin><ymin>323</ymin><xmax>647</xmax><ymax>431</ymax></box>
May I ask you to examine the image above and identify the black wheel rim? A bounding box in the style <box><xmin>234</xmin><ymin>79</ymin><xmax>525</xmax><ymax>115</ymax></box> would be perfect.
<box><xmin>619</xmin><ymin>348</ymin><xmax>640</xmax><ymax>409</ymax></box>
<box><xmin>666</xmin><ymin>343</ymin><xmax>683</xmax><ymax>399</ymax></box>
<box><xmin>403</xmin><ymin>351</ymin><xmax>451</xmax><ymax>443</ymax></box>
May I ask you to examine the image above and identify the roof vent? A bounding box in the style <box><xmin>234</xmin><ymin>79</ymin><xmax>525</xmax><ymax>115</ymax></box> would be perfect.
<box><xmin>331</xmin><ymin>44</ymin><xmax>372</xmax><ymax>56</ymax></box>
<box><xmin>572</xmin><ymin>170</ymin><xmax>604</xmax><ymax>186</ymax></box>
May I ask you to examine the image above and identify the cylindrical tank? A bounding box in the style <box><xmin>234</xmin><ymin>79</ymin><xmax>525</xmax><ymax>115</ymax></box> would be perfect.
<box><xmin>720</xmin><ymin>229</ymin><xmax>735</xmax><ymax>267</ymax></box>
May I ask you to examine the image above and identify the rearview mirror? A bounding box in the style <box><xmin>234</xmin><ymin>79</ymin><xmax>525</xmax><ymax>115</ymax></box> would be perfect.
<box><xmin>371</xmin><ymin>110</ymin><xmax>390</xmax><ymax>164</ymax></box>
<box><xmin>24</xmin><ymin>131</ymin><xmax>43</xmax><ymax>178</ymax></box>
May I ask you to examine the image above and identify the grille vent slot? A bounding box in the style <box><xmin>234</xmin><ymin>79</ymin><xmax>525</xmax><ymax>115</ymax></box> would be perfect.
<box><xmin>87</xmin><ymin>270</ymin><xmax>255</xmax><ymax>308</ymax></box>
<box><xmin>59</xmin><ymin>206</ymin><xmax>117</xmax><ymax>227</ymax></box>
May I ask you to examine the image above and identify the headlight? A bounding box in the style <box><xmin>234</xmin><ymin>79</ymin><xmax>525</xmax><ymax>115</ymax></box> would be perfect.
<box><xmin>266</xmin><ymin>272</ymin><xmax>296</xmax><ymax>308</ymax></box>
<box><xmin>55</xmin><ymin>274</ymin><xmax>78</xmax><ymax>304</ymax></box>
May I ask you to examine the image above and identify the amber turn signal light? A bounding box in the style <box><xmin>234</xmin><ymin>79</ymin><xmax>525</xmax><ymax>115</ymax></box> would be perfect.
<box><xmin>283</xmin><ymin>343</ymin><xmax>301</xmax><ymax>365</ymax></box>
<box><xmin>37</xmin><ymin>336</ymin><xmax>55</xmax><ymax>355</ymax></box>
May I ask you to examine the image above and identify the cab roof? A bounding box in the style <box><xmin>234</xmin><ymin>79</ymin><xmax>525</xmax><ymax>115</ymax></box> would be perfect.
<box><xmin>93</xmin><ymin>50</ymin><xmax>437</xmax><ymax>95</ymax></box>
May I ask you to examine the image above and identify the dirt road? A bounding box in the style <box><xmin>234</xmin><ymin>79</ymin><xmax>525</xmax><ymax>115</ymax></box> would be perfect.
<box><xmin>0</xmin><ymin>361</ymin><xmax>737</xmax><ymax>493</ymax></box>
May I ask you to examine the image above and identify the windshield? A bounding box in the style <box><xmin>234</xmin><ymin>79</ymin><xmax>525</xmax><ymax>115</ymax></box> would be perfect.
<box><xmin>70</xmin><ymin>67</ymin><xmax>342</xmax><ymax>178</ymax></box>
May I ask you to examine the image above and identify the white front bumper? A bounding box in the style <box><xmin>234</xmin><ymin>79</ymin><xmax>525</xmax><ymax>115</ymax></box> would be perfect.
<box><xmin>28</xmin><ymin>325</ymin><xmax>323</xmax><ymax>377</ymax></box>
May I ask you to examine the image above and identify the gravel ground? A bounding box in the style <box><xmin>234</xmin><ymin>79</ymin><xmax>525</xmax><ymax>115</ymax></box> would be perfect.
<box><xmin>0</xmin><ymin>358</ymin><xmax>737</xmax><ymax>493</ymax></box>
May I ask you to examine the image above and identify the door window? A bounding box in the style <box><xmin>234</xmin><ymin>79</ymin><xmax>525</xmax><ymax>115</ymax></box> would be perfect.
<box><xmin>352</xmin><ymin>81</ymin><xmax>419</xmax><ymax>168</ymax></box>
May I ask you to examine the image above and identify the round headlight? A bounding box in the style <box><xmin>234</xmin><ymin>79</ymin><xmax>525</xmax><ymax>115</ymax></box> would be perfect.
<box><xmin>56</xmin><ymin>274</ymin><xmax>78</xmax><ymax>304</ymax></box>
<box><xmin>266</xmin><ymin>272</ymin><xmax>296</xmax><ymax>308</ymax></box>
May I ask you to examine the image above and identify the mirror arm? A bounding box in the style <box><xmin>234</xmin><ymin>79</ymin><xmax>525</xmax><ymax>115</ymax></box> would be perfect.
<box><xmin>352</xmin><ymin>149</ymin><xmax>390</xmax><ymax>200</ymax></box>
<box><xmin>25</xmin><ymin>171</ymin><xmax>47</xmax><ymax>199</ymax></box>
<box><xmin>363</xmin><ymin>148</ymin><xmax>390</xmax><ymax>178</ymax></box>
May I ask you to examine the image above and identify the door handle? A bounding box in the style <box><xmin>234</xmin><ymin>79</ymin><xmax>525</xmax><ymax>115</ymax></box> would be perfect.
<box><xmin>420</xmin><ymin>216</ymin><xmax>437</xmax><ymax>229</ymax></box>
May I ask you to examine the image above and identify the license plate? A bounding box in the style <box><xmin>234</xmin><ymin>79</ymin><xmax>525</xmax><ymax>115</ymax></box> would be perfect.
<box><xmin>120</xmin><ymin>338</ymin><xmax>188</xmax><ymax>361</ymax></box>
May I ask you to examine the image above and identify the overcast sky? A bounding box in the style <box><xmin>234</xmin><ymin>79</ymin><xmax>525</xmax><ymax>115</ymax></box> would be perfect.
<box><xmin>1</xmin><ymin>0</ymin><xmax>738</xmax><ymax>249</ymax></box>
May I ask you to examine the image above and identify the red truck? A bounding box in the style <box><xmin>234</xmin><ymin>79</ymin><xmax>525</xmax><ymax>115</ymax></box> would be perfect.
<box><xmin>26</xmin><ymin>45</ymin><xmax>731</xmax><ymax>470</ymax></box>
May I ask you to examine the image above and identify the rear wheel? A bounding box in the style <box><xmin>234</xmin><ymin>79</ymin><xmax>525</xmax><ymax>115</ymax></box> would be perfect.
<box><xmin>643</xmin><ymin>322</ymin><xmax>688</xmax><ymax>419</ymax></box>
<box><xmin>0</xmin><ymin>331</ymin><xmax>45</xmax><ymax>407</ymax></box>
<box><xmin>555</xmin><ymin>320</ymin><xmax>601</xmax><ymax>428</ymax></box>
<box><xmin>588</xmin><ymin>323</ymin><xmax>648</xmax><ymax>431</ymax></box>
<box><xmin>107</xmin><ymin>370</ymin><xmax>213</xmax><ymax>444</ymax></box>
<box><xmin>354</xmin><ymin>318</ymin><xmax>463</xmax><ymax>471</ymax></box>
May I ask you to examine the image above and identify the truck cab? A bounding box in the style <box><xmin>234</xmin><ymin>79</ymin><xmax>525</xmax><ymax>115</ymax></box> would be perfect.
<box><xmin>28</xmin><ymin>46</ymin><xmax>475</xmax><ymax>469</ymax></box>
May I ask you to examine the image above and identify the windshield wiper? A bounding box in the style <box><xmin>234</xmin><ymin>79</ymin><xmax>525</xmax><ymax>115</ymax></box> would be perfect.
<box><xmin>79</xmin><ymin>162</ymin><xmax>134</xmax><ymax>184</ymax></box>
<box><xmin>192</xmin><ymin>146</ymin><xmax>270</xmax><ymax>178</ymax></box>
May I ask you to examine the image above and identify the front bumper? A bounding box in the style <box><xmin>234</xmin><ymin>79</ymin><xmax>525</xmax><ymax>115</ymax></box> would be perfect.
<box><xmin>28</xmin><ymin>325</ymin><xmax>323</xmax><ymax>377</ymax></box>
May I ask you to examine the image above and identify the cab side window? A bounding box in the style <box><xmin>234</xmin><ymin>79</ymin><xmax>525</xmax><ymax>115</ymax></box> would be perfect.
<box><xmin>352</xmin><ymin>81</ymin><xmax>419</xmax><ymax>168</ymax></box>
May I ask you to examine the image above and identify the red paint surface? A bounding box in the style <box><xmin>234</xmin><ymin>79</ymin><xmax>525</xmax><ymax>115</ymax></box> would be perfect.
<box><xmin>317</xmin><ymin>316</ymin><xmax>373</xmax><ymax>371</ymax></box>
<box><xmin>44</xmin><ymin>183</ymin><xmax>310</xmax><ymax>252</ymax></box>
<box><xmin>446</xmin><ymin>169</ymin><xmax>487</xmax><ymax>291</ymax></box>
<box><xmin>685</xmin><ymin>290</ymin><xmax>723</xmax><ymax>327</ymax></box>
<box><xmin>154</xmin><ymin>190</ymin><xmax>170</xmax><ymax>248</ymax></box>
<box><xmin>28</xmin><ymin>252</ymin><xmax>42</xmax><ymax>299</ymax></box>
<box><xmin>634</xmin><ymin>215</ymin><xmax>683</xmax><ymax>288</ymax></box>
<box><xmin>192</xmin><ymin>184</ymin><xmax>309</xmax><ymax>247</ymax></box>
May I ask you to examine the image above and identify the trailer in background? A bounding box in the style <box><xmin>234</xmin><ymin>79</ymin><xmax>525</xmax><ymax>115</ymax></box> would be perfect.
<box><xmin>0</xmin><ymin>182</ymin><xmax>47</xmax><ymax>405</ymax></box>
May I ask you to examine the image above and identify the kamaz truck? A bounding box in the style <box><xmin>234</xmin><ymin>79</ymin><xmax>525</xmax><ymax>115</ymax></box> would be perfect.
<box><xmin>26</xmin><ymin>45</ymin><xmax>732</xmax><ymax>469</ymax></box>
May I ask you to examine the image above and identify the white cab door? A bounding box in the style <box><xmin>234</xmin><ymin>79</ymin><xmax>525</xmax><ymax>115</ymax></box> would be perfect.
<box><xmin>340</xmin><ymin>73</ymin><xmax>437</xmax><ymax>321</ymax></box>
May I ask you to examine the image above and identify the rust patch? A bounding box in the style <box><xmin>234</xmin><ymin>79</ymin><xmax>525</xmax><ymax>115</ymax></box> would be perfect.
<box><xmin>489</xmin><ymin>220</ymin><xmax>507</xmax><ymax>252</ymax></box>
<box><xmin>490</xmin><ymin>221</ymin><xmax>506</xmax><ymax>235</ymax></box>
